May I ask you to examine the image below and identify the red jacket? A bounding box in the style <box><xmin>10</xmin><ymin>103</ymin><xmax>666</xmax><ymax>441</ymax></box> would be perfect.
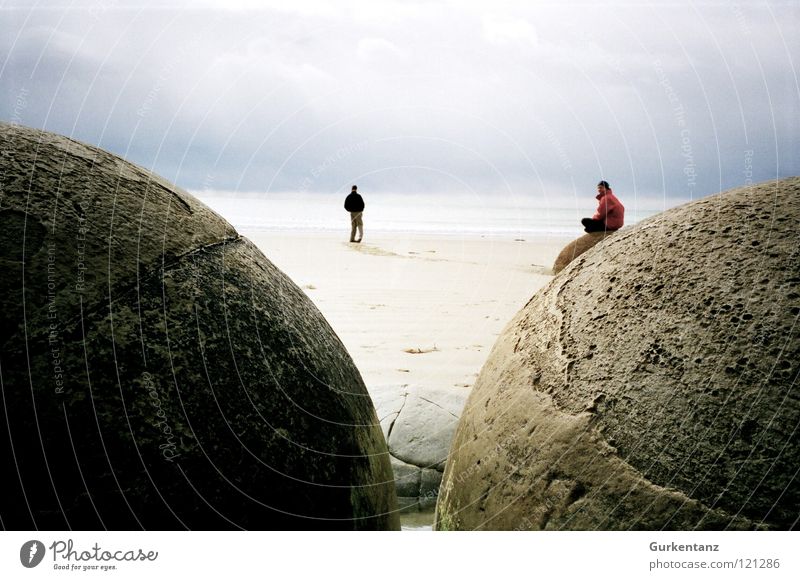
<box><xmin>593</xmin><ymin>189</ymin><xmax>624</xmax><ymax>230</ymax></box>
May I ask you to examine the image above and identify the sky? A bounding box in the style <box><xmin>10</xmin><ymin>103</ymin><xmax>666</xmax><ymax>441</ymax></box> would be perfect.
<box><xmin>1</xmin><ymin>0</ymin><xmax>798</xmax><ymax>206</ymax></box>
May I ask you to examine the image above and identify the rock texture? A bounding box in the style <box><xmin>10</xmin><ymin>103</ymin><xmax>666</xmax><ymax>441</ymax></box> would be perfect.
<box><xmin>552</xmin><ymin>231</ymin><xmax>615</xmax><ymax>275</ymax></box>
<box><xmin>388</xmin><ymin>388</ymin><xmax>463</xmax><ymax>471</ymax></box>
<box><xmin>0</xmin><ymin>123</ymin><xmax>399</xmax><ymax>530</ymax></box>
<box><xmin>374</xmin><ymin>385</ymin><xmax>466</xmax><ymax>510</ymax></box>
<box><xmin>436</xmin><ymin>178</ymin><xmax>800</xmax><ymax>530</ymax></box>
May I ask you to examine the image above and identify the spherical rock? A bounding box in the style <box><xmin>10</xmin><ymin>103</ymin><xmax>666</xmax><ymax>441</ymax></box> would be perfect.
<box><xmin>387</xmin><ymin>388</ymin><xmax>463</xmax><ymax>471</ymax></box>
<box><xmin>0</xmin><ymin>123</ymin><xmax>399</xmax><ymax>530</ymax></box>
<box><xmin>552</xmin><ymin>231</ymin><xmax>615</xmax><ymax>274</ymax></box>
<box><xmin>436</xmin><ymin>178</ymin><xmax>800</xmax><ymax>530</ymax></box>
<box><xmin>374</xmin><ymin>384</ymin><xmax>466</xmax><ymax>506</ymax></box>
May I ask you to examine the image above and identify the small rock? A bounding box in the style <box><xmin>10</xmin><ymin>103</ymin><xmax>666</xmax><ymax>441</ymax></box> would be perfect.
<box><xmin>391</xmin><ymin>455</ymin><xmax>422</xmax><ymax>498</ymax></box>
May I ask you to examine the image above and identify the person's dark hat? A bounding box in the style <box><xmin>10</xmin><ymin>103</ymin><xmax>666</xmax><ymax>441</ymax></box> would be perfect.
<box><xmin>351</xmin><ymin>185</ymin><xmax>358</xmax><ymax>191</ymax></box>
<box><xmin>597</xmin><ymin>180</ymin><xmax>610</xmax><ymax>189</ymax></box>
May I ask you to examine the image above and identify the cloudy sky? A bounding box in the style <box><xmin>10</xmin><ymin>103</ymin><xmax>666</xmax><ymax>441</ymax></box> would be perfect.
<box><xmin>1</xmin><ymin>0</ymin><xmax>798</xmax><ymax>204</ymax></box>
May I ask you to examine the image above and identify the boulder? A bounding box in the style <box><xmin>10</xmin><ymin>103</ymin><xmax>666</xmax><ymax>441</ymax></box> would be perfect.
<box><xmin>0</xmin><ymin>123</ymin><xmax>399</xmax><ymax>530</ymax></box>
<box><xmin>552</xmin><ymin>231</ymin><xmax>614</xmax><ymax>274</ymax></box>
<box><xmin>374</xmin><ymin>384</ymin><xmax>466</xmax><ymax>507</ymax></box>
<box><xmin>419</xmin><ymin>468</ymin><xmax>442</xmax><ymax>510</ymax></box>
<box><xmin>436</xmin><ymin>178</ymin><xmax>800</xmax><ymax>530</ymax></box>
<box><xmin>391</xmin><ymin>454</ymin><xmax>421</xmax><ymax>499</ymax></box>
<box><xmin>387</xmin><ymin>388</ymin><xmax>464</xmax><ymax>471</ymax></box>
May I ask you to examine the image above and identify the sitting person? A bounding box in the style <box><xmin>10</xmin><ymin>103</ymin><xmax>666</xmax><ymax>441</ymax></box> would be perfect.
<box><xmin>581</xmin><ymin>180</ymin><xmax>624</xmax><ymax>233</ymax></box>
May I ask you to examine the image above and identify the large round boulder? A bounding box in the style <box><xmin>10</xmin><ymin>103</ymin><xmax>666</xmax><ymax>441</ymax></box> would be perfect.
<box><xmin>0</xmin><ymin>123</ymin><xmax>399</xmax><ymax>530</ymax></box>
<box><xmin>552</xmin><ymin>231</ymin><xmax>615</xmax><ymax>274</ymax></box>
<box><xmin>436</xmin><ymin>177</ymin><xmax>800</xmax><ymax>530</ymax></box>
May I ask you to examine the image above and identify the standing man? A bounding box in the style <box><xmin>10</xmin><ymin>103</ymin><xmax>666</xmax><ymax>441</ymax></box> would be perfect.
<box><xmin>344</xmin><ymin>185</ymin><xmax>365</xmax><ymax>243</ymax></box>
<box><xmin>581</xmin><ymin>180</ymin><xmax>624</xmax><ymax>233</ymax></box>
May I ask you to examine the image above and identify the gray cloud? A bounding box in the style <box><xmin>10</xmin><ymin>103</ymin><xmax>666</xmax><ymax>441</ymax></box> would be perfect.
<box><xmin>1</xmin><ymin>0</ymin><xmax>797</xmax><ymax>203</ymax></box>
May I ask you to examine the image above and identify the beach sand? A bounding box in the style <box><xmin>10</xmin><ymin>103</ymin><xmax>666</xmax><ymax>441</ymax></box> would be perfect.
<box><xmin>244</xmin><ymin>230</ymin><xmax>569</xmax><ymax>529</ymax></box>
<box><xmin>246</xmin><ymin>231</ymin><xmax>568</xmax><ymax>398</ymax></box>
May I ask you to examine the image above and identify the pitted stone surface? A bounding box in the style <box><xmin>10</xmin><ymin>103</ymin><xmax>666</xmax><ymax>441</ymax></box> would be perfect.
<box><xmin>436</xmin><ymin>178</ymin><xmax>800</xmax><ymax>530</ymax></box>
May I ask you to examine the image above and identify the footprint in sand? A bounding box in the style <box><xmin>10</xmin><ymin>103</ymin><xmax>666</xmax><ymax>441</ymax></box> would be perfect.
<box><xmin>346</xmin><ymin>242</ymin><xmax>405</xmax><ymax>258</ymax></box>
<box><xmin>346</xmin><ymin>242</ymin><xmax>449</xmax><ymax>263</ymax></box>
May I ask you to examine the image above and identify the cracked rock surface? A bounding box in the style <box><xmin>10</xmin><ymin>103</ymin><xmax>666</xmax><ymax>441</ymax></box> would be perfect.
<box><xmin>374</xmin><ymin>384</ymin><xmax>468</xmax><ymax>508</ymax></box>
<box><xmin>436</xmin><ymin>178</ymin><xmax>800</xmax><ymax>530</ymax></box>
<box><xmin>0</xmin><ymin>123</ymin><xmax>399</xmax><ymax>530</ymax></box>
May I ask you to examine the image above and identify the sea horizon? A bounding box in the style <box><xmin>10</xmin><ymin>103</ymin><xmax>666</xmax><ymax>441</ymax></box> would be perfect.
<box><xmin>195</xmin><ymin>190</ymin><xmax>675</xmax><ymax>238</ymax></box>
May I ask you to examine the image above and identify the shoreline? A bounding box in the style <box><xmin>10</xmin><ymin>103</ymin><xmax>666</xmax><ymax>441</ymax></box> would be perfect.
<box><xmin>239</xmin><ymin>226</ymin><xmax>580</xmax><ymax>241</ymax></box>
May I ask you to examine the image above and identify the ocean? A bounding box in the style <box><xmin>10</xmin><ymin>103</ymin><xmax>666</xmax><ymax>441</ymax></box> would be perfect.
<box><xmin>195</xmin><ymin>191</ymin><xmax>670</xmax><ymax>238</ymax></box>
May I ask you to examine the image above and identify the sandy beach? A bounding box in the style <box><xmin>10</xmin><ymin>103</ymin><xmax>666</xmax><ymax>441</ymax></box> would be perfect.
<box><xmin>246</xmin><ymin>229</ymin><xmax>568</xmax><ymax>526</ymax></box>
<box><xmin>246</xmin><ymin>231</ymin><xmax>568</xmax><ymax>400</ymax></box>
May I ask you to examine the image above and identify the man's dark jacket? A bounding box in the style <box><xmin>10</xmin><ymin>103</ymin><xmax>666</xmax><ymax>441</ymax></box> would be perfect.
<box><xmin>344</xmin><ymin>192</ymin><xmax>365</xmax><ymax>212</ymax></box>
